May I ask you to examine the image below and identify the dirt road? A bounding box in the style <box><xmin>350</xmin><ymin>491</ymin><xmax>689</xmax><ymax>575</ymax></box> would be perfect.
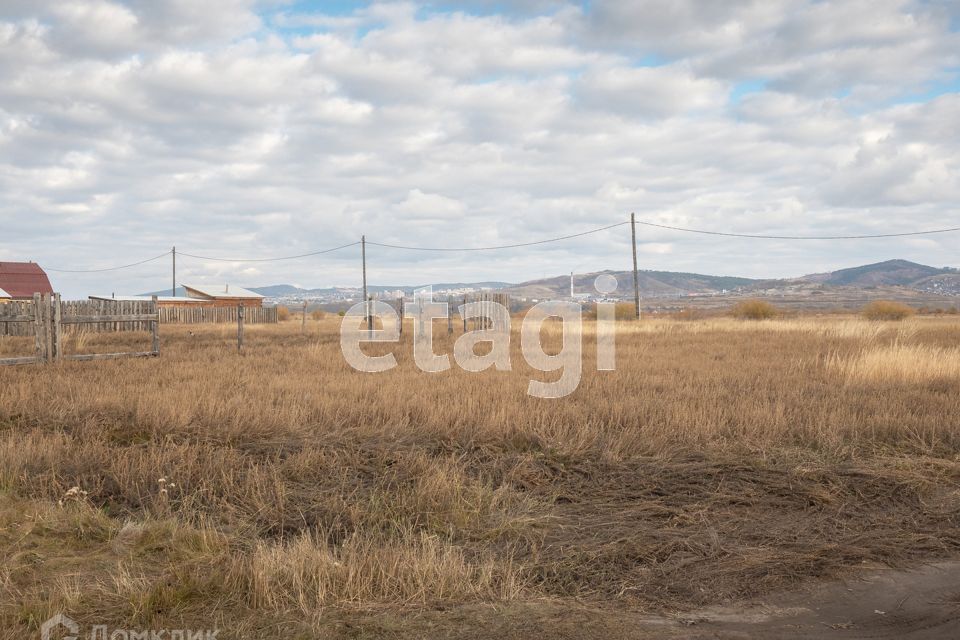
<box><xmin>661</xmin><ymin>561</ymin><xmax>960</xmax><ymax>639</ymax></box>
<box><xmin>376</xmin><ymin>561</ymin><xmax>960</xmax><ymax>640</ymax></box>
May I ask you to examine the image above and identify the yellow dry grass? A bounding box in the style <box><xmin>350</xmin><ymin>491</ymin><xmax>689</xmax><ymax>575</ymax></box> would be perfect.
<box><xmin>1</xmin><ymin>315</ymin><xmax>959</xmax><ymax>637</ymax></box>
<box><xmin>834</xmin><ymin>343</ymin><xmax>960</xmax><ymax>384</ymax></box>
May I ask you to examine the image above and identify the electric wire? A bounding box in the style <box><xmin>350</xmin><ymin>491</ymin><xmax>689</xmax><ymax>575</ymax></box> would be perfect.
<box><xmin>34</xmin><ymin>216</ymin><xmax>960</xmax><ymax>272</ymax></box>
<box><xmin>633</xmin><ymin>220</ymin><xmax>960</xmax><ymax>240</ymax></box>
<box><xmin>366</xmin><ymin>221</ymin><xmax>631</xmax><ymax>251</ymax></box>
<box><xmin>176</xmin><ymin>241</ymin><xmax>362</xmax><ymax>262</ymax></box>
<box><xmin>44</xmin><ymin>251</ymin><xmax>172</xmax><ymax>273</ymax></box>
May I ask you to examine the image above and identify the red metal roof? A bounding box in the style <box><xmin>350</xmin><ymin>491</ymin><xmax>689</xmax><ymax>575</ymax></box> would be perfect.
<box><xmin>0</xmin><ymin>262</ymin><xmax>54</xmax><ymax>299</ymax></box>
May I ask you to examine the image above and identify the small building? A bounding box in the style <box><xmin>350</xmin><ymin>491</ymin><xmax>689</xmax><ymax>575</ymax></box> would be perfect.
<box><xmin>182</xmin><ymin>284</ymin><xmax>264</xmax><ymax>308</ymax></box>
<box><xmin>0</xmin><ymin>261</ymin><xmax>54</xmax><ymax>300</ymax></box>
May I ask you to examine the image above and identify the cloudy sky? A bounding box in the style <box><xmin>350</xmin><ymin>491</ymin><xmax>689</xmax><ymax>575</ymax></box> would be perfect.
<box><xmin>1</xmin><ymin>0</ymin><xmax>958</xmax><ymax>297</ymax></box>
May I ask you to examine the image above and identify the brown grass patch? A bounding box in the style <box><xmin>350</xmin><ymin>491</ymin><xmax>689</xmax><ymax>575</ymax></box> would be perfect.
<box><xmin>2</xmin><ymin>317</ymin><xmax>960</xmax><ymax>636</ymax></box>
<box><xmin>862</xmin><ymin>300</ymin><xmax>916</xmax><ymax>321</ymax></box>
<box><xmin>730</xmin><ymin>299</ymin><xmax>779</xmax><ymax>320</ymax></box>
<box><xmin>834</xmin><ymin>344</ymin><xmax>960</xmax><ymax>384</ymax></box>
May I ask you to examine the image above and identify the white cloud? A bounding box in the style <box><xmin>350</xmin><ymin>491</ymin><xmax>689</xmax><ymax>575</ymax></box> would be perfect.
<box><xmin>576</xmin><ymin>64</ymin><xmax>728</xmax><ymax>117</ymax></box>
<box><xmin>0</xmin><ymin>0</ymin><xmax>957</xmax><ymax>297</ymax></box>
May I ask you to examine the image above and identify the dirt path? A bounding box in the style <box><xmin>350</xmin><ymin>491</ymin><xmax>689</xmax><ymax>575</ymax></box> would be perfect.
<box><xmin>338</xmin><ymin>561</ymin><xmax>960</xmax><ymax>639</ymax></box>
<box><xmin>636</xmin><ymin>561</ymin><xmax>960</xmax><ymax>639</ymax></box>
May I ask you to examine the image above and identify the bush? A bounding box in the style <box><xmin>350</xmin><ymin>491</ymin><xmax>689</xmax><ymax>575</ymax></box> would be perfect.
<box><xmin>731</xmin><ymin>299</ymin><xmax>779</xmax><ymax>320</ymax></box>
<box><xmin>276</xmin><ymin>306</ymin><xmax>291</xmax><ymax>321</ymax></box>
<box><xmin>614</xmin><ymin>302</ymin><xmax>637</xmax><ymax>320</ymax></box>
<box><xmin>311</xmin><ymin>309</ymin><xmax>326</xmax><ymax>321</ymax></box>
<box><xmin>861</xmin><ymin>300</ymin><xmax>915</xmax><ymax>321</ymax></box>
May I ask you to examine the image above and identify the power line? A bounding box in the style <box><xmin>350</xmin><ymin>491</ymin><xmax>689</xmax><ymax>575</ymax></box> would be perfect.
<box><xmin>45</xmin><ymin>251</ymin><xmax>172</xmax><ymax>273</ymax></box>
<box><xmin>34</xmin><ymin>216</ymin><xmax>960</xmax><ymax>272</ymax></box>
<box><xmin>634</xmin><ymin>220</ymin><xmax>960</xmax><ymax>240</ymax></box>
<box><xmin>177</xmin><ymin>241</ymin><xmax>361</xmax><ymax>262</ymax></box>
<box><xmin>366</xmin><ymin>221</ymin><xmax>631</xmax><ymax>251</ymax></box>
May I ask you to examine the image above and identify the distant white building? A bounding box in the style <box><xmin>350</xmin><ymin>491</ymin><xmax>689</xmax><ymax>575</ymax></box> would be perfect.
<box><xmin>182</xmin><ymin>284</ymin><xmax>265</xmax><ymax>307</ymax></box>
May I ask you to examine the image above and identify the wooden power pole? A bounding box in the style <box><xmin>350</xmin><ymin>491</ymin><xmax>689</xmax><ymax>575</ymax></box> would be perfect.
<box><xmin>172</xmin><ymin>246</ymin><xmax>176</xmax><ymax>298</ymax></box>
<box><xmin>631</xmin><ymin>213</ymin><xmax>640</xmax><ymax>321</ymax></box>
<box><xmin>361</xmin><ymin>235</ymin><xmax>371</xmax><ymax>335</ymax></box>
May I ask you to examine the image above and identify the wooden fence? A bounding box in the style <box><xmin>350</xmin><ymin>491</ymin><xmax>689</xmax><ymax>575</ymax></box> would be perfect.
<box><xmin>159</xmin><ymin>305</ymin><xmax>277</xmax><ymax>325</ymax></box>
<box><xmin>456</xmin><ymin>292</ymin><xmax>511</xmax><ymax>331</ymax></box>
<box><xmin>2</xmin><ymin>299</ymin><xmax>159</xmax><ymax>336</ymax></box>
<box><xmin>378</xmin><ymin>291</ymin><xmax>511</xmax><ymax>335</ymax></box>
<box><xmin>1</xmin><ymin>302</ymin><xmax>276</xmax><ymax>334</ymax></box>
<box><xmin>0</xmin><ymin>300</ymin><xmax>36</xmax><ymax>338</ymax></box>
<box><xmin>0</xmin><ymin>294</ymin><xmax>160</xmax><ymax>366</ymax></box>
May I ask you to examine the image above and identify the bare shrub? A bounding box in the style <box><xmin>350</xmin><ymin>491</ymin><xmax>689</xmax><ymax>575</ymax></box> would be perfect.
<box><xmin>275</xmin><ymin>305</ymin><xmax>291</xmax><ymax>321</ymax></box>
<box><xmin>310</xmin><ymin>309</ymin><xmax>326</xmax><ymax>321</ymax></box>
<box><xmin>581</xmin><ymin>302</ymin><xmax>637</xmax><ymax>321</ymax></box>
<box><xmin>861</xmin><ymin>300</ymin><xmax>915</xmax><ymax>321</ymax></box>
<box><xmin>614</xmin><ymin>302</ymin><xmax>636</xmax><ymax>320</ymax></box>
<box><xmin>731</xmin><ymin>299</ymin><xmax>779</xmax><ymax>320</ymax></box>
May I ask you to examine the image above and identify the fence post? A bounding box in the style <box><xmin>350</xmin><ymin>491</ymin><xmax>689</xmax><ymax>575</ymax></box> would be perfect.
<box><xmin>416</xmin><ymin>294</ymin><xmax>424</xmax><ymax>339</ymax></box>
<box><xmin>151</xmin><ymin>296</ymin><xmax>160</xmax><ymax>355</ymax></box>
<box><xmin>32</xmin><ymin>293</ymin><xmax>45</xmax><ymax>362</ymax></box>
<box><xmin>237</xmin><ymin>304</ymin><xmax>245</xmax><ymax>353</ymax></box>
<box><xmin>367</xmin><ymin>294</ymin><xmax>373</xmax><ymax>339</ymax></box>
<box><xmin>302</xmin><ymin>300</ymin><xmax>307</xmax><ymax>333</ymax></box>
<box><xmin>52</xmin><ymin>293</ymin><xmax>62</xmax><ymax>362</ymax></box>
<box><xmin>397</xmin><ymin>296</ymin><xmax>403</xmax><ymax>336</ymax></box>
<box><xmin>447</xmin><ymin>296</ymin><xmax>453</xmax><ymax>334</ymax></box>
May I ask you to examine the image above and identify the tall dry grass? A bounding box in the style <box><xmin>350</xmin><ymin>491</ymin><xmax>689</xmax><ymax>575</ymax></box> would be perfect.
<box><xmin>1</xmin><ymin>316</ymin><xmax>960</xmax><ymax>636</ymax></box>
<box><xmin>242</xmin><ymin>529</ymin><xmax>524</xmax><ymax>612</ymax></box>
<box><xmin>834</xmin><ymin>343</ymin><xmax>960</xmax><ymax>384</ymax></box>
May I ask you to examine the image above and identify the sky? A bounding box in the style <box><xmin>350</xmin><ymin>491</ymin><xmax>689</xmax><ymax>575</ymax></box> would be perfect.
<box><xmin>1</xmin><ymin>0</ymin><xmax>959</xmax><ymax>297</ymax></box>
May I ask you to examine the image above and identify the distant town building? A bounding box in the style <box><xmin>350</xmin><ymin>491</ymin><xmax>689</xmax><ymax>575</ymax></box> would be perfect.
<box><xmin>0</xmin><ymin>261</ymin><xmax>54</xmax><ymax>300</ymax></box>
<box><xmin>182</xmin><ymin>284</ymin><xmax>264</xmax><ymax>307</ymax></box>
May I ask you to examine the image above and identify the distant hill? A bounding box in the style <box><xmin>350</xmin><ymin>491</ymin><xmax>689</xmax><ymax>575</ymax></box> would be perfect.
<box><xmin>140</xmin><ymin>282</ymin><xmax>512</xmax><ymax>298</ymax></box>
<box><xmin>247</xmin><ymin>284</ymin><xmax>304</xmax><ymax>297</ymax></box>
<box><xmin>505</xmin><ymin>269</ymin><xmax>757</xmax><ymax>298</ymax></box>
<box><xmin>800</xmin><ymin>259</ymin><xmax>952</xmax><ymax>287</ymax></box>
<box><xmin>138</xmin><ymin>260</ymin><xmax>959</xmax><ymax>301</ymax></box>
<box><xmin>259</xmin><ymin>282</ymin><xmax>513</xmax><ymax>296</ymax></box>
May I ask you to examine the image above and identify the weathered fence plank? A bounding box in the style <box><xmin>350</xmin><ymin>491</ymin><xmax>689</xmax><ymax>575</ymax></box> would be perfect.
<box><xmin>158</xmin><ymin>305</ymin><xmax>277</xmax><ymax>325</ymax></box>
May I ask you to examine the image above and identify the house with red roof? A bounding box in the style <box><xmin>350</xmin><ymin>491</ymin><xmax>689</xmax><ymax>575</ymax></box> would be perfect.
<box><xmin>0</xmin><ymin>262</ymin><xmax>54</xmax><ymax>300</ymax></box>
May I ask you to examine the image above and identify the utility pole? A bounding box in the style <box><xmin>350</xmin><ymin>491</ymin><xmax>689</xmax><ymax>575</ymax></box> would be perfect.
<box><xmin>172</xmin><ymin>246</ymin><xmax>176</xmax><ymax>298</ymax></box>
<box><xmin>361</xmin><ymin>235</ymin><xmax>371</xmax><ymax>335</ymax></box>
<box><xmin>630</xmin><ymin>213</ymin><xmax>641</xmax><ymax>321</ymax></box>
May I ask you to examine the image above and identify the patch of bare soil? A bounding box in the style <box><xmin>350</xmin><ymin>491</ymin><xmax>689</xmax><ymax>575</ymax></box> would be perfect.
<box><xmin>337</xmin><ymin>561</ymin><xmax>960</xmax><ymax>639</ymax></box>
<box><xmin>669</xmin><ymin>560</ymin><xmax>960</xmax><ymax>639</ymax></box>
<box><xmin>506</xmin><ymin>452</ymin><xmax>960</xmax><ymax>608</ymax></box>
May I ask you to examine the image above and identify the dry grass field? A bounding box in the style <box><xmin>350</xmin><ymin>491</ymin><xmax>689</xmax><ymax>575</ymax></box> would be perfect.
<box><xmin>1</xmin><ymin>315</ymin><xmax>960</xmax><ymax>638</ymax></box>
